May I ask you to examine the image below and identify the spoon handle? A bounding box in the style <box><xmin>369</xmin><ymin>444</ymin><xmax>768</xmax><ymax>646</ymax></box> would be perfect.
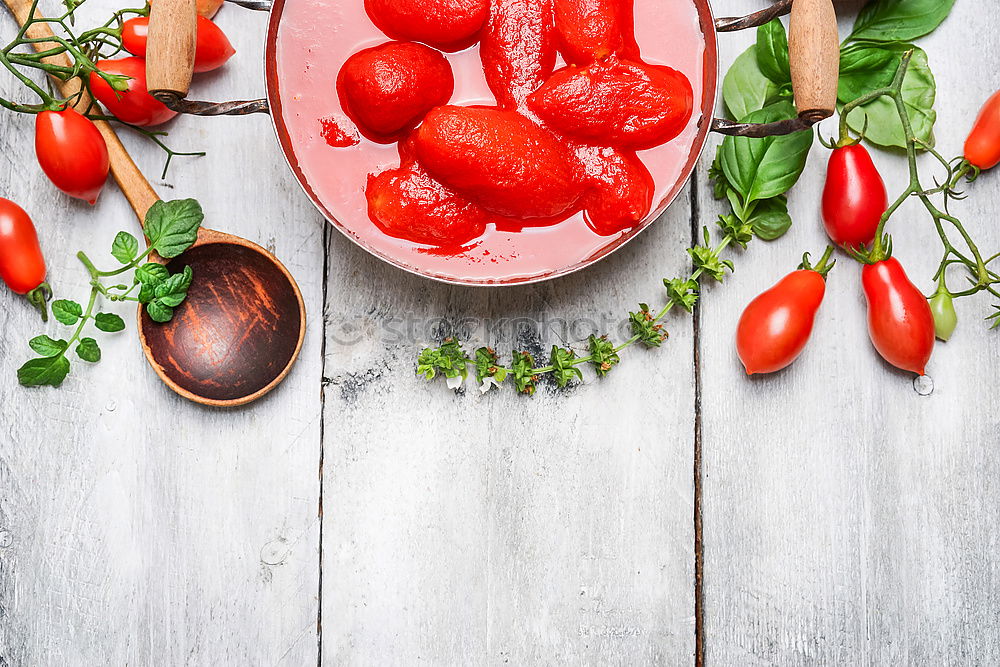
<box><xmin>1</xmin><ymin>0</ymin><xmax>161</xmax><ymax>222</ymax></box>
<box><xmin>146</xmin><ymin>0</ymin><xmax>198</xmax><ymax>99</ymax></box>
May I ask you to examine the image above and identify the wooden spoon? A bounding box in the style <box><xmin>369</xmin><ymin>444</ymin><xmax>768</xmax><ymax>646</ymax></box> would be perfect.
<box><xmin>5</xmin><ymin>0</ymin><xmax>306</xmax><ymax>407</ymax></box>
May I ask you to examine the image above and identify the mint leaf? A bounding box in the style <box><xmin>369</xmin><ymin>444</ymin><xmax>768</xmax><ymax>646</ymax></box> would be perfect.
<box><xmin>94</xmin><ymin>312</ymin><xmax>126</xmax><ymax>332</ymax></box>
<box><xmin>153</xmin><ymin>265</ymin><xmax>193</xmax><ymax>307</ymax></box>
<box><xmin>146</xmin><ymin>300</ymin><xmax>174</xmax><ymax>323</ymax></box>
<box><xmin>138</xmin><ymin>282</ymin><xmax>156</xmax><ymax>304</ymax></box>
<box><xmin>76</xmin><ymin>337</ymin><xmax>101</xmax><ymax>362</ymax></box>
<box><xmin>28</xmin><ymin>335</ymin><xmax>68</xmax><ymax>357</ymax></box>
<box><xmin>144</xmin><ymin>199</ymin><xmax>204</xmax><ymax>258</ymax></box>
<box><xmin>135</xmin><ymin>262</ymin><xmax>169</xmax><ymax>285</ymax></box>
<box><xmin>51</xmin><ymin>299</ymin><xmax>83</xmax><ymax>325</ymax></box>
<box><xmin>17</xmin><ymin>355</ymin><xmax>70</xmax><ymax>387</ymax></box>
<box><xmin>110</xmin><ymin>231</ymin><xmax>139</xmax><ymax>264</ymax></box>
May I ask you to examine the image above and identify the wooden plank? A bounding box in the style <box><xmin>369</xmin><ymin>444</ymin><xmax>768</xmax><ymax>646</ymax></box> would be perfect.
<box><xmin>700</xmin><ymin>1</ymin><xmax>1000</xmax><ymax>663</ymax></box>
<box><xmin>320</xmin><ymin>191</ymin><xmax>699</xmax><ymax>662</ymax></box>
<box><xmin>0</xmin><ymin>2</ymin><xmax>322</xmax><ymax>663</ymax></box>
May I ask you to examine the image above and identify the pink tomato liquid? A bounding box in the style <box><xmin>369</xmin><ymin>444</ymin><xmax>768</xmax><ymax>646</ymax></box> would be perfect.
<box><xmin>271</xmin><ymin>0</ymin><xmax>711</xmax><ymax>284</ymax></box>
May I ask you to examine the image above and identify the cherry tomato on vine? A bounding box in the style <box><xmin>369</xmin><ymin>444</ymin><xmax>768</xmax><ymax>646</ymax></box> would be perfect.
<box><xmin>89</xmin><ymin>57</ymin><xmax>177</xmax><ymax>127</ymax></box>
<box><xmin>0</xmin><ymin>198</ymin><xmax>51</xmax><ymax>321</ymax></box>
<box><xmin>821</xmin><ymin>143</ymin><xmax>888</xmax><ymax>249</ymax></box>
<box><xmin>121</xmin><ymin>16</ymin><xmax>235</xmax><ymax>73</ymax></box>
<box><xmin>964</xmin><ymin>90</ymin><xmax>1000</xmax><ymax>170</ymax></box>
<box><xmin>736</xmin><ymin>250</ymin><xmax>833</xmax><ymax>375</ymax></box>
<box><xmin>861</xmin><ymin>257</ymin><xmax>935</xmax><ymax>375</ymax></box>
<box><xmin>35</xmin><ymin>107</ymin><xmax>110</xmax><ymax>205</ymax></box>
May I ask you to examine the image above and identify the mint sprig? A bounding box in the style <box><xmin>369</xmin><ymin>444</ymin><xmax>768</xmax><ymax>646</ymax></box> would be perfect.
<box><xmin>17</xmin><ymin>199</ymin><xmax>204</xmax><ymax>388</ymax></box>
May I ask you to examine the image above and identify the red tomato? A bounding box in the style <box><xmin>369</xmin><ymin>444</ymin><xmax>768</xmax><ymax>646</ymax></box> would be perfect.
<box><xmin>964</xmin><ymin>90</ymin><xmax>1000</xmax><ymax>170</ymax></box>
<box><xmin>821</xmin><ymin>143</ymin><xmax>888</xmax><ymax>248</ymax></box>
<box><xmin>35</xmin><ymin>108</ymin><xmax>110</xmax><ymax>205</ymax></box>
<box><xmin>122</xmin><ymin>16</ymin><xmax>235</xmax><ymax>73</ymax></box>
<box><xmin>861</xmin><ymin>257</ymin><xmax>935</xmax><ymax>375</ymax></box>
<box><xmin>736</xmin><ymin>268</ymin><xmax>827</xmax><ymax>375</ymax></box>
<box><xmin>0</xmin><ymin>198</ymin><xmax>46</xmax><ymax>295</ymax></box>
<box><xmin>89</xmin><ymin>57</ymin><xmax>178</xmax><ymax>127</ymax></box>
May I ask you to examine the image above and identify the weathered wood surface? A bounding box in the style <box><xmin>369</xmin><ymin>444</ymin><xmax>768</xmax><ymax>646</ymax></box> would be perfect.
<box><xmin>701</xmin><ymin>0</ymin><xmax>1000</xmax><ymax>664</ymax></box>
<box><xmin>1</xmin><ymin>0</ymin><xmax>999</xmax><ymax>664</ymax></box>
<box><xmin>0</xmin><ymin>2</ymin><xmax>324</xmax><ymax>664</ymax></box>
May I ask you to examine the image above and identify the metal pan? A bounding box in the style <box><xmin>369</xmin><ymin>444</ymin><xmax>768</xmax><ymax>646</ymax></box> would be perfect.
<box><xmin>149</xmin><ymin>0</ymin><xmax>837</xmax><ymax>285</ymax></box>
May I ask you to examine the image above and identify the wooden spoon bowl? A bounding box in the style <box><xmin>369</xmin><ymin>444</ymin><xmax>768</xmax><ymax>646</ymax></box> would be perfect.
<box><xmin>139</xmin><ymin>232</ymin><xmax>305</xmax><ymax>406</ymax></box>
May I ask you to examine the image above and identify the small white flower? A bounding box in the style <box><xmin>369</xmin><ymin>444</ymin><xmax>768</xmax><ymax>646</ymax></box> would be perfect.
<box><xmin>479</xmin><ymin>376</ymin><xmax>502</xmax><ymax>394</ymax></box>
<box><xmin>446</xmin><ymin>375</ymin><xmax>464</xmax><ymax>390</ymax></box>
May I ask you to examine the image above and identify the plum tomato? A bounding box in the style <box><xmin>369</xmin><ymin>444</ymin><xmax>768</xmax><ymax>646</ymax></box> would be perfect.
<box><xmin>480</xmin><ymin>0</ymin><xmax>556</xmax><ymax>109</ymax></box>
<box><xmin>964</xmin><ymin>90</ymin><xmax>1000</xmax><ymax>170</ymax></box>
<box><xmin>553</xmin><ymin>0</ymin><xmax>638</xmax><ymax>65</ymax></box>
<box><xmin>337</xmin><ymin>41</ymin><xmax>454</xmax><ymax>141</ymax></box>
<box><xmin>367</xmin><ymin>160</ymin><xmax>490</xmax><ymax>247</ymax></box>
<box><xmin>821</xmin><ymin>143</ymin><xmax>887</xmax><ymax>249</ymax></box>
<box><xmin>365</xmin><ymin>0</ymin><xmax>489</xmax><ymax>51</ymax></box>
<box><xmin>861</xmin><ymin>257</ymin><xmax>935</xmax><ymax>375</ymax></box>
<box><xmin>527</xmin><ymin>56</ymin><xmax>693</xmax><ymax>149</ymax></box>
<box><xmin>414</xmin><ymin>106</ymin><xmax>582</xmax><ymax>219</ymax></box>
<box><xmin>122</xmin><ymin>16</ymin><xmax>235</xmax><ymax>73</ymax></box>
<box><xmin>35</xmin><ymin>108</ymin><xmax>110</xmax><ymax>205</ymax></box>
<box><xmin>575</xmin><ymin>145</ymin><xmax>652</xmax><ymax>235</ymax></box>
<box><xmin>89</xmin><ymin>57</ymin><xmax>178</xmax><ymax>127</ymax></box>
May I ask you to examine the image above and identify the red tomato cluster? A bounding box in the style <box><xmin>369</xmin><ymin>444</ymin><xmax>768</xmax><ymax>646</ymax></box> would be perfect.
<box><xmin>33</xmin><ymin>10</ymin><xmax>234</xmax><ymax>205</ymax></box>
<box><xmin>332</xmin><ymin>0</ymin><xmax>694</xmax><ymax>248</ymax></box>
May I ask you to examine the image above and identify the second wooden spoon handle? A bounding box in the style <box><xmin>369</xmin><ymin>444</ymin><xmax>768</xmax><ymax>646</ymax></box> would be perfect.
<box><xmin>788</xmin><ymin>0</ymin><xmax>840</xmax><ymax>122</ymax></box>
<box><xmin>1</xmin><ymin>0</ymin><xmax>160</xmax><ymax>221</ymax></box>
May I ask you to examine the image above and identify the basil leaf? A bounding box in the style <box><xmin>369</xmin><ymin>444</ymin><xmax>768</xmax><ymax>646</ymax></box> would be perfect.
<box><xmin>756</xmin><ymin>19</ymin><xmax>790</xmax><ymax>84</ymax></box>
<box><xmin>144</xmin><ymin>199</ymin><xmax>204</xmax><ymax>258</ymax></box>
<box><xmin>28</xmin><ymin>334</ymin><xmax>68</xmax><ymax>357</ymax></box>
<box><xmin>17</xmin><ymin>355</ymin><xmax>70</xmax><ymax>387</ymax></box>
<box><xmin>720</xmin><ymin>101</ymin><xmax>814</xmax><ymax>204</ymax></box>
<box><xmin>110</xmin><ymin>231</ymin><xmax>139</xmax><ymax>264</ymax></box>
<box><xmin>51</xmin><ymin>299</ymin><xmax>83</xmax><ymax>325</ymax></box>
<box><xmin>135</xmin><ymin>262</ymin><xmax>169</xmax><ymax>285</ymax></box>
<box><xmin>839</xmin><ymin>43</ymin><xmax>898</xmax><ymax>104</ymax></box>
<box><xmin>748</xmin><ymin>195</ymin><xmax>792</xmax><ymax>241</ymax></box>
<box><xmin>76</xmin><ymin>337</ymin><xmax>101</xmax><ymax>362</ymax></box>
<box><xmin>146</xmin><ymin>300</ymin><xmax>174</xmax><ymax>323</ymax></box>
<box><xmin>153</xmin><ymin>265</ymin><xmax>193</xmax><ymax>307</ymax></box>
<box><xmin>722</xmin><ymin>47</ymin><xmax>780</xmax><ymax>122</ymax></box>
<box><xmin>94</xmin><ymin>312</ymin><xmax>126</xmax><ymax>332</ymax></box>
<box><xmin>845</xmin><ymin>46</ymin><xmax>936</xmax><ymax>149</ymax></box>
<box><xmin>850</xmin><ymin>0</ymin><xmax>956</xmax><ymax>43</ymax></box>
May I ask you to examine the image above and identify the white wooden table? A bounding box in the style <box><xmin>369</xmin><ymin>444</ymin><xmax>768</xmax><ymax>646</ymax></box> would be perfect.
<box><xmin>1</xmin><ymin>0</ymin><xmax>998</xmax><ymax>664</ymax></box>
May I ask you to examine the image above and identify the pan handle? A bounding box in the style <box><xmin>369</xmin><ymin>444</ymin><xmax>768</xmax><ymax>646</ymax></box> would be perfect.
<box><xmin>711</xmin><ymin>0</ymin><xmax>839</xmax><ymax>138</ymax></box>
<box><xmin>147</xmin><ymin>0</ymin><xmax>271</xmax><ymax>114</ymax></box>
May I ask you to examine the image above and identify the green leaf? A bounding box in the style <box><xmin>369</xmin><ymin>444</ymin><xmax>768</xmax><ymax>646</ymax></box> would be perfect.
<box><xmin>720</xmin><ymin>101</ymin><xmax>814</xmax><ymax>204</ymax></box>
<box><xmin>838</xmin><ymin>43</ymin><xmax>898</xmax><ymax>105</ymax></box>
<box><xmin>587</xmin><ymin>335</ymin><xmax>620</xmax><ymax>377</ymax></box>
<box><xmin>473</xmin><ymin>347</ymin><xmax>506</xmax><ymax>385</ymax></box>
<box><xmin>135</xmin><ymin>262</ymin><xmax>169</xmax><ymax>285</ymax></box>
<box><xmin>17</xmin><ymin>355</ymin><xmax>70</xmax><ymax>387</ymax></box>
<box><xmin>629</xmin><ymin>304</ymin><xmax>668</xmax><ymax>348</ymax></box>
<box><xmin>549</xmin><ymin>345</ymin><xmax>583</xmax><ymax>388</ymax></box>
<box><xmin>153</xmin><ymin>265</ymin><xmax>193</xmax><ymax>308</ymax></box>
<box><xmin>755</xmin><ymin>19</ymin><xmax>790</xmax><ymax>84</ymax></box>
<box><xmin>850</xmin><ymin>0</ymin><xmax>956</xmax><ymax>43</ymax></box>
<box><xmin>717</xmin><ymin>212</ymin><xmax>754</xmax><ymax>248</ymax></box>
<box><xmin>748</xmin><ymin>195</ymin><xmax>792</xmax><ymax>241</ymax></box>
<box><xmin>28</xmin><ymin>334</ymin><xmax>68</xmax><ymax>357</ymax></box>
<box><xmin>144</xmin><ymin>199</ymin><xmax>204</xmax><ymax>258</ymax></box>
<box><xmin>664</xmin><ymin>278</ymin><xmax>699</xmax><ymax>313</ymax></box>
<box><xmin>722</xmin><ymin>46</ymin><xmax>781</xmax><ymax>121</ymax></box>
<box><xmin>76</xmin><ymin>337</ymin><xmax>101</xmax><ymax>362</ymax></box>
<box><xmin>110</xmin><ymin>231</ymin><xmax>139</xmax><ymax>264</ymax></box>
<box><xmin>138</xmin><ymin>282</ymin><xmax>156</xmax><ymax>304</ymax></box>
<box><xmin>845</xmin><ymin>46</ymin><xmax>936</xmax><ymax>149</ymax></box>
<box><xmin>94</xmin><ymin>312</ymin><xmax>126</xmax><ymax>332</ymax></box>
<box><xmin>510</xmin><ymin>350</ymin><xmax>538</xmax><ymax>395</ymax></box>
<box><xmin>146</xmin><ymin>300</ymin><xmax>174</xmax><ymax>323</ymax></box>
<box><xmin>416</xmin><ymin>338</ymin><xmax>469</xmax><ymax>381</ymax></box>
<box><xmin>51</xmin><ymin>299</ymin><xmax>83</xmax><ymax>325</ymax></box>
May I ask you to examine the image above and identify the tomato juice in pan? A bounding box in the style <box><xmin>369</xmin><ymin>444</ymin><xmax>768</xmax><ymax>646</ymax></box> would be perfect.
<box><xmin>271</xmin><ymin>0</ymin><xmax>711</xmax><ymax>284</ymax></box>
